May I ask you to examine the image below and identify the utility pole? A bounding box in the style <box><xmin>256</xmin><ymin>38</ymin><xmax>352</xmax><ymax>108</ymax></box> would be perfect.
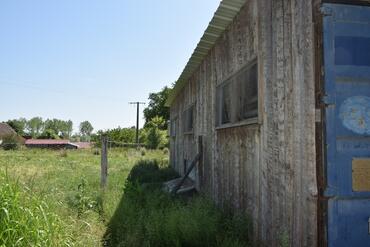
<box><xmin>129</xmin><ymin>102</ymin><xmax>146</xmax><ymax>146</ymax></box>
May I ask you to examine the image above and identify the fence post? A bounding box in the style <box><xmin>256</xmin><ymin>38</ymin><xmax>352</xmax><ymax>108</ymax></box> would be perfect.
<box><xmin>101</xmin><ymin>135</ymin><xmax>108</xmax><ymax>188</ymax></box>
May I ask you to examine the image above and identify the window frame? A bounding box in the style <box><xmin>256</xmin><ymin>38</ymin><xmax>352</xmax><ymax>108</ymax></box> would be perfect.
<box><xmin>183</xmin><ymin>104</ymin><xmax>195</xmax><ymax>135</ymax></box>
<box><xmin>215</xmin><ymin>58</ymin><xmax>259</xmax><ymax>130</ymax></box>
<box><xmin>169</xmin><ymin>116</ymin><xmax>178</xmax><ymax>138</ymax></box>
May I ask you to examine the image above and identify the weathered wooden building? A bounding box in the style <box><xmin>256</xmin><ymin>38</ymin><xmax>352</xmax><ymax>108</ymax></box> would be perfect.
<box><xmin>167</xmin><ymin>0</ymin><xmax>370</xmax><ymax>246</ymax></box>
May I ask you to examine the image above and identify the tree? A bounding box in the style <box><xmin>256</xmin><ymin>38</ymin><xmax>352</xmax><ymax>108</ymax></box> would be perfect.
<box><xmin>42</xmin><ymin>119</ymin><xmax>62</xmax><ymax>138</ymax></box>
<box><xmin>144</xmin><ymin>116</ymin><xmax>168</xmax><ymax>149</ymax></box>
<box><xmin>60</xmin><ymin>120</ymin><xmax>73</xmax><ymax>138</ymax></box>
<box><xmin>39</xmin><ymin>118</ymin><xmax>73</xmax><ymax>139</ymax></box>
<box><xmin>27</xmin><ymin>117</ymin><xmax>44</xmax><ymax>138</ymax></box>
<box><xmin>38</xmin><ymin>129</ymin><xmax>59</xmax><ymax>139</ymax></box>
<box><xmin>6</xmin><ymin>118</ymin><xmax>27</xmax><ymax>136</ymax></box>
<box><xmin>79</xmin><ymin>121</ymin><xmax>94</xmax><ymax>141</ymax></box>
<box><xmin>143</xmin><ymin>86</ymin><xmax>171</xmax><ymax>130</ymax></box>
<box><xmin>66</xmin><ymin>120</ymin><xmax>73</xmax><ymax>138</ymax></box>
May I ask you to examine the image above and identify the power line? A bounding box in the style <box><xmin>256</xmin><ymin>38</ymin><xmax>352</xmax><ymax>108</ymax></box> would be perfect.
<box><xmin>0</xmin><ymin>80</ymin><xmax>126</xmax><ymax>102</ymax></box>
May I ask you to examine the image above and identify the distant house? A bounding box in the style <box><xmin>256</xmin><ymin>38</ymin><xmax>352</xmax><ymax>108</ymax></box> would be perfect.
<box><xmin>25</xmin><ymin>139</ymin><xmax>78</xmax><ymax>149</ymax></box>
<box><xmin>0</xmin><ymin>123</ymin><xmax>16</xmax><ymax>139</ymax></box>
<box><xmin>0</xmin><ymin>123</ymin><xmax>24</xmax><ymax>144</ymax></box>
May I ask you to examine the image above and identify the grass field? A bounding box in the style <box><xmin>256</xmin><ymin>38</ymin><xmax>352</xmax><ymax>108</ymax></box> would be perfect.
<box><xmin>0</xmin><ymin>148</ymin><xmax>252</xmax><ymax>247</ymax></box>
<box><xmin>0</xmin><ymin>147</ymin><xmax>167</xmax><ymax>246</ymax></box>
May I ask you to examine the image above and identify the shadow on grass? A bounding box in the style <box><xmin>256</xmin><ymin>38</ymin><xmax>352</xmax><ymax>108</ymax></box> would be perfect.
<box><xmin>102</xmin><ymin>159</ymin><xmax>252</xmax><ymax>247</ymax></box>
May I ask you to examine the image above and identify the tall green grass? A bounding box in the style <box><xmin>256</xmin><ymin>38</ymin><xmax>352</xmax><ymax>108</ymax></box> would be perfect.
<box><xmin>104</xmin><ymin>160</ymin><xmax>252</xmax><ymax>247</ymax></box>
<box><xmin>0</xmin><ymin>148</ymin><xmax>167</xmax><ymax>246</ymax></box>
<box><xmin>0</xmin><ymin>171</ymin><xmax>73</xmax><ymax>246</ymax></box>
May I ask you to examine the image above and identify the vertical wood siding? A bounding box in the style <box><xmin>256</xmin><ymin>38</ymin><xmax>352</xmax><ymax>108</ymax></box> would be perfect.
<box><xmin>169</xmin><ymin>0</ymin><xmax>317</xmax><ymax>245</ymax></box>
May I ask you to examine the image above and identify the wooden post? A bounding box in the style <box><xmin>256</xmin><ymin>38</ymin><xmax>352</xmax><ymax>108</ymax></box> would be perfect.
<box><xmin>101</xmin><ymin>135</ymin><xmax>108</xmax><ymax>188</ymax></box>
<box><xmin>197</xmin><ymin>136</ymin><xmax>203</xmax><ymax>189</ymax></box>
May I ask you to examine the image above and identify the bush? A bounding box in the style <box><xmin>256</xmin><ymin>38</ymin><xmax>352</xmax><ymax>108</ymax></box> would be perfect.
<box><xmin>142</xmin><ymin>116</ymin><xmax>169</xmax><ymax>149</ymax></box>
<box><xmin>66</xmin><ymin>178</ymin><xmax>104</xmax><ymax>218</ymax></box>
<box><xmin>1</xmin><ymin>134</ymin><xmax>20</xmax><ymax>150</ymax></box>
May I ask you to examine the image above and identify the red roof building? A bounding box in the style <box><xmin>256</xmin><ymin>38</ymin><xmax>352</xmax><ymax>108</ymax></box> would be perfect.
<box><xmin>25</xmin><ymin>139</ymin><xmax>78</xmax><ymax>149</ymax></box>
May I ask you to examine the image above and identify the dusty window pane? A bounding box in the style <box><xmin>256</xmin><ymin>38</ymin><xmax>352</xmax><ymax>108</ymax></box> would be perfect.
<box><xmin>241</xmin><ymin>63</ymin><xmax>258</xmax><ymax>119</ymax></box>
<box><xmin>170</xmin><ymin>118</ymin><xmax>177</xmax><ymax>137</ymax></box>
<box><xmin>183</xmin><ymin>105</ymin><xmax>194</xmax><ymax>133</ymax></box>
<box><xmin>188</xmin><ymin>107</ymin><xmax>193</xmax><ymax>131</ymax></box>
<box><xmin>216</xmin><ymin>59</ymin><xmax>258</xmax><ymax>127</ymax></box>
<box><xmin>221</xmin><ymin>83</ymin><xmax>231</xmax><ymax>125</ymax></box>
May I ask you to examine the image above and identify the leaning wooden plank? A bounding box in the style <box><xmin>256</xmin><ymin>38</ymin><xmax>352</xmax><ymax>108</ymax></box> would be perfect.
<box><xmin>163</xmin><ymin>177</ymin><xmax>196</xmax><ymax>194</ymax></box>
<box><xmin>163</xmin><ymin>177</ymin><xmax>182</xmax><ymax>193</ymax></box>
<box><xmin>172</xmin><ymin>153</ymin><xmax>201</xmax><ymax>194</ymax></box>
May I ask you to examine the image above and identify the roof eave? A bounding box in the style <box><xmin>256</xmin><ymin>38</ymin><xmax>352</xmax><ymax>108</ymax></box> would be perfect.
<box><xmin>166</xmin><ymin>0</ymin><xmax>246</xmax><ymax>107</ymax></box>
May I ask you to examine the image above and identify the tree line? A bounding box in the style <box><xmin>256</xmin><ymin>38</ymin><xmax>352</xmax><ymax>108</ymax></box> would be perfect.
<box><xmin>92</xmin><ymin>116</ymin><xmax>168</xmax><ymax>149</ymax></box>
<box><xmin>5</xmin><ymin>118</ymin><xmax>93</xmax><ymax>140</ymax></box>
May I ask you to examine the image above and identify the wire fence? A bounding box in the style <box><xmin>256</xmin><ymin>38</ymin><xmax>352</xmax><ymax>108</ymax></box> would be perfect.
<box><xmin>106</xmin><ymin>139</ymin><xmax>146</xmax><ymax>149</ymax></box>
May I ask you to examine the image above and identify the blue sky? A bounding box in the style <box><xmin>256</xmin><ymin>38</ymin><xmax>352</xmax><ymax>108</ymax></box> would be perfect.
<box><xmin>0</xmin><ymin>0</ymin><xmax>219</xmax><ymax>132</ymax></box>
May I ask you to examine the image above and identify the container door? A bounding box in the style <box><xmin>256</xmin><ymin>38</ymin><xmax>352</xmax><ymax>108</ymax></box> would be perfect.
<box><xmin>323</xmin><ymin>3</ymin><xmax>370</xmax><ymax>247</ymax></box>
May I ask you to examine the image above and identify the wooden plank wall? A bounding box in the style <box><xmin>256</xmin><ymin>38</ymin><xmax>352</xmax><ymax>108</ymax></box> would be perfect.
<box><xmin>169</xmin><ymin>0</ymin><xmax>317</xmax><ymax>245</ymax></box>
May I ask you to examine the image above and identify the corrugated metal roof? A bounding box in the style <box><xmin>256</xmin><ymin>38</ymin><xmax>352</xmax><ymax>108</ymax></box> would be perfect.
<box><xmin>166</xmin><ymin>0</ymin><xmax>246</xmax><ymax>106</ymax></box>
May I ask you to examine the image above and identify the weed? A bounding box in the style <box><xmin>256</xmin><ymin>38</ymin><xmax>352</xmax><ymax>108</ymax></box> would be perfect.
<box><xmin>67</xmin><ymin>178</ymin><xmax>102</xmax><ymax>218</ymax></box>
<box><xmin>279</xmin><ymin>231</ymin><xmax>290</xmax><ymax>247</ymax></box>
<box><xmin>59</xmin><ymin>149</ymin><xmax>68</xmax><ymax>157</ymax></box>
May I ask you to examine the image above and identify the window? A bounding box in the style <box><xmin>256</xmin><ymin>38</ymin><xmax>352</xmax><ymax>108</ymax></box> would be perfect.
<box><xmin>170</xmin><ymin>118</ymin><xmax>177</xmax><ymax>137</ymax></box>
<box><xmin>183</xmin><ymin>105</ymin><xmax>194</xmax><ymax>133</ymax></box>
<box><xmin>335</xmin><ymin>36</ymin><xmax>370</xmax><ymax>66</ymax></box>
<box><xmin>216</xmin><ymin>59</ymin><xmax>258</xmax><ymax>127</ymax></box>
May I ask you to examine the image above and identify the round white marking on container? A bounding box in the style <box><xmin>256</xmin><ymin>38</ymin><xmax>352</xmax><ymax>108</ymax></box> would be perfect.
<box><xmin>339</xmin><ymin>96</ymin><xmax>370</xmax><ymax>135</ymax></box>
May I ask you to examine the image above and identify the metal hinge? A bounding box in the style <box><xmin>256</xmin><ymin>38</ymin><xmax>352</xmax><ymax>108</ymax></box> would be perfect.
<box><xmin>320</xmin><ymin>6</ymin><xmax>333</xmax><ymax>16</ymax></box>
<box><xmin>322</xmin><ymin>95</ymin><xmax>335</xmax><ymax>106</ymax></box>
<box><xmin>324</xmin><ymin>187</ymin><xmax>337</xmax><ymax>197</ymax></box>
<box><xmin>315</xmin><ymin>109</ymin><xmax>322</xmax><ymax>123</ymax></box>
